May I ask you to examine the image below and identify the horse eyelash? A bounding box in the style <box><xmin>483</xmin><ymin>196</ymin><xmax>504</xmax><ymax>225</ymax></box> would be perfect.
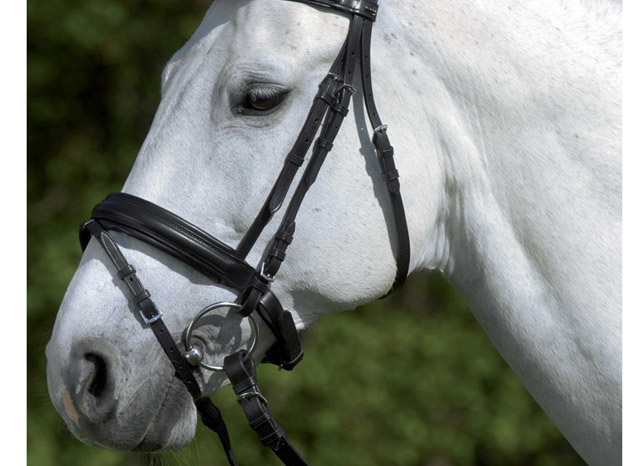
<box><xmin>247</xmin><ymin>86</ymin><xmax>286</xmax><ymax>100</ymax></box>
<box><xmin>235</xmin><ymin>84</ymin><xmax>290</xmax><ymax>115</ymax></box>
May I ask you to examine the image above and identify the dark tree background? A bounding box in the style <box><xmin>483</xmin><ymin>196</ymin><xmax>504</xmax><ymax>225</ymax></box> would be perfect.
<box><xmin>27</xmin><ymin>1</ymin><xmax>586</xmax><ymax>465</ymax></box>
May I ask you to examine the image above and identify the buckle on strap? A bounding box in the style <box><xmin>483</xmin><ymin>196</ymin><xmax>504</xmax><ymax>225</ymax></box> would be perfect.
<box><xmin>259</xmin><ymin>263</ymin><xmax>275</xmax><ymax>283</ymax></box>
<box><xmin>336</xmin><ymin>82</ymin><xmax>357</xmax><ymax>96</ymax></box>
<box><xmin>140</xmin><ymin>301</ymin><xmax>163</xmax><ymax>325</ymax></box>
<box><xmin>237</xmin><ymin>389</ymin><xmax>269</xmax><ymax>405</ymax></box>
<box><xmin>326</xmin><ymin>72</ymin><xmax>342</xmax><ymax>82</ymax></box>
<box><xmin>373</xmin><ymin>124</ymin><xmax>388</xmax><ymax>134</ymax></box>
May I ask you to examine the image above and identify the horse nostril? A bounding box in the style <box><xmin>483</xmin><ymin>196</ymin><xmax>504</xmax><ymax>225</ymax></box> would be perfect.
<box><xmin>84</xmin><ymin>353</ymin><xmax>108</xmax><ymax>398</ymax></box>
<box><xmin>55</xmin><ymin>339</ymin><xmax>119</xmax><ymax>424</ymax></box>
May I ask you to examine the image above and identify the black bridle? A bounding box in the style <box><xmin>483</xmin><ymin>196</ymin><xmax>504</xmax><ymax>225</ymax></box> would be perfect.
<box><xmin>79</xmin><ymin>1</ymin><xmax>410</xmax><ymax>464</ymax></box>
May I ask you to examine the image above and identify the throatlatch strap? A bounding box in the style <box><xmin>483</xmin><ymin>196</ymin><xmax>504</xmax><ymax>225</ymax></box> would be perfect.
<box><xmin>241</xmin><ymin>1</ymin><xmax>410</xmax><ymax>293</ymax></box>
<box><xmin>360</xmin><ymin>19</ymin><xmax>410</xmax><ymax>291</ymax></box>
<box><xmin>224</xmin><ymin>351</ymin><xmax>309</xmax><ymax>466</ymax></box>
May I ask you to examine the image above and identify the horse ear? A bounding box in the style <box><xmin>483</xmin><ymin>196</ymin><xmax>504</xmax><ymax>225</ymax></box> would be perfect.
<box><xmin>160</xmin><ymin>59</ymin><xmax>181</xmax><ymax>95</ymax></box>
<box><xmin>79</xmin><ymin>221</ymin><xmax>92</xmax><ymax>251</ymax></box>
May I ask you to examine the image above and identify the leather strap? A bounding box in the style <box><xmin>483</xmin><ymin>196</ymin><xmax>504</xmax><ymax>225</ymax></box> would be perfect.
<box><xmin>287</xmin><ymin>0</ymin><xmax>378</xmax><ymax>21</ymax></box>
<box><xmin>82</xmin><ymin>220</ymin><xmax>203</xmax><ymax>400</ymax></box>
<box><xmin>235</xmin><ymin>42</ymin><xmax>348</xmax><ymax>259</ymax></box>
<box><xmin>360</xmin><ymin>19</ymin><xmax>410</xmax><ymax>291</ymax></box>
<box><xmin>87</xmin><ymin>193</ymin><xmax>258</xmax><ymax>291</ymax></box>
<box><xmin>82</xmin><ymin>193</ymin><xmax>305</xmax><ymax>372</ymax></box>
<box><xmin>224</xmin><ymin>351</ymin><xmax>309</xmax><ymax>466</ymax></box>
<box><xmin>240</xmin><ymin>1</ymin><xmax>410</xmax><ymax>292</ymax></box>
<box><xmin>260</xmin><ymin>15</ymin><xmax>365</xmax><ymax>280</ymax></box>
<box><xmin>257</xmin><ymin>290</ymin><xmax>304</xmax><ymax>370</ymax></box>
<box><xmin>196</xmin><ymin>398</ymin><xmax>239</xmax><ymax>466</ymax></box>
<box><xmin>82</xmin><ymin>220</ymin><xmax>242</xmax><ymax>464</ymax></box>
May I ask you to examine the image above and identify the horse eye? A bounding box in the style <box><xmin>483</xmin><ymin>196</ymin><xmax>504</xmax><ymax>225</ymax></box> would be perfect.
<box><xmin>238</xmin><ymin>87</ymin><xmax>288</xmax><ymax>115</ymax></box>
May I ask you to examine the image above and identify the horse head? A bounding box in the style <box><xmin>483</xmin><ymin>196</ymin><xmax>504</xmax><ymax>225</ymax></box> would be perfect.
<box><xmin>45</xmin><ymin>0</ymin><xmax>438</xmax><ymax>452</ymax></box>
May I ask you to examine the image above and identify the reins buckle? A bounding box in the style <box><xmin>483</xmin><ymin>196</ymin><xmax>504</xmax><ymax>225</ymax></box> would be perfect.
<box><xmin>237</xmin><ymin>389</ymin><xmax>269</xmax><ymax>406</ymax></box>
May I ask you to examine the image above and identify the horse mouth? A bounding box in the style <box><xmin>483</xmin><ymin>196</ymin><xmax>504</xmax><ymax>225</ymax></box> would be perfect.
<box><xmin>133</xmin><ymin>436</ymin><xmax>169</xmax><ymax>452</ymax></box>
<box><xmin>131</xmin><ymin>383</ymin><xmax>172</xmax><ymax>451</ymax></box>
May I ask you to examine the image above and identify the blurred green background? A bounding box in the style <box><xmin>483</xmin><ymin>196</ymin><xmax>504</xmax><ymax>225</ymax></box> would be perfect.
<box><xmin>27</xmin><ymin>1</ymin><xmax>586</xmax><ymax>465</ymax></box>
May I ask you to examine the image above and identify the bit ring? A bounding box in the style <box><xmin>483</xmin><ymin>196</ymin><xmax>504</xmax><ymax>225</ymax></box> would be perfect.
<box><xmin>183</xmin><ymin>302</ymin><xmax>258</xmax><ymax>372</ymax></box>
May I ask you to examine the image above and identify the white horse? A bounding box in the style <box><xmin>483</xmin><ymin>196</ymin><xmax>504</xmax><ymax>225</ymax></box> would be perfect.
<box><xmin>45</xmin><ymin>0</ymin><xmax>621</xmax><ymax>464</ymax></box>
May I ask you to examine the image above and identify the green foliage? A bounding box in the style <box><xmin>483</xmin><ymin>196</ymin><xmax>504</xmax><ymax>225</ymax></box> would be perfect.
<box><xmin>27</xmin><ymin>1</ymin><xmax>585</xmax><ymax>465</ymax></box>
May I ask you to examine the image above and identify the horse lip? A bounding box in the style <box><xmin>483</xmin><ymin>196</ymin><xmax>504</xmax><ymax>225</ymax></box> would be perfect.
<box><xmin>131</xmin><ymin>380</ymin><xmax>173</xmax><ymax>451</ymax></box>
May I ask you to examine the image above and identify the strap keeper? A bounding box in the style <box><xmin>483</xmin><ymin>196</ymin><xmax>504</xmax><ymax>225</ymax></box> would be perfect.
<box><xmin>275</xmin><ymin>229</ymin><xmax>294</xmax><ymax>244</ymax></box>
<box><xmin>379</xmin><ymin>146</ymin><xmax>394</xmax><ymax>158</ymax></box>
<box><xmin>268</xmin><ymin>247</ymin><xmax>287</xmax><ymax>262</ymax></box>
<box><xmin>332</xmin><ymin>102</ymin><xmax>349</xmax><ymax>117</ymax></box>
<box><xmin>315</xmin><ymin>137</ymin><xmax>333</xmax><ymax>152</ymax></box>
<box><xmin>274</xmin><ymin>249</ymin><xmax>286</xmax><ymax>261</ymax></box>
<box><xmin>385</xmin><ymin>169</ymin><xmax>400</xmax><ymax>182</ymax></box>
<box><xmin>288</xmin><ymin>152</ymin><xmax>305</xmax><ymax>167</ymax></box>
<box><xmin>316</xmin><ymin>91</ymin><xmax>335</xmax><ymax>105</ymax></box>
<box><xmin>247</xmin><ymin>411</ymin><xmax>271</xmax><ymax>430</ymax></box>
<box><xmin>259</xmin><ymin>427</ymin><xmax>286</xmax><ymax>448</ymax></box>
<box><xmin>117</xmin><ymin>264</ymin><xmax>136</xmax><ymax>280</ymax></box>
<box><xmin>134</xmin><ymin>289</ymin><xmax>151</xmax><ymax>304</ymax></box>
<box><xmin>233</xmin><ymin>377</ymin><xmax>259</xmax><ymax>394</ymax></box>
<box><xmin>248</xmin><ymin>275</ymin><xmax>271</xmax><ymax>293</ymax></box>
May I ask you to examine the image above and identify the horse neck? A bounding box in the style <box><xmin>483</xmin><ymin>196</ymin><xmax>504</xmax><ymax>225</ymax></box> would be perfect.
<box><xmin>385</xmin><ymin>1</ymin><xmax>621</xmax><ymax>464</ymax></box>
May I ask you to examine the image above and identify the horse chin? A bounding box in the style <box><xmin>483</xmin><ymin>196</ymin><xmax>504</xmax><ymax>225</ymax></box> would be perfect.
<box><xmin>130</xmin><ymin>389</ymin><xmax>198</xmax><ymax>452</ymax></box>
<box><xmin>132</xmin><ymin>427</ymin><xmax>194</xmax><ymax>452</ymax></box>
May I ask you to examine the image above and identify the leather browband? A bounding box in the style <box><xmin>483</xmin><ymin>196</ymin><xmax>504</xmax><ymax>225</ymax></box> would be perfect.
<box><xmin>287</xmin><ymin>0</ymin><xmax>379</xmax><ymax>21</ymax></box>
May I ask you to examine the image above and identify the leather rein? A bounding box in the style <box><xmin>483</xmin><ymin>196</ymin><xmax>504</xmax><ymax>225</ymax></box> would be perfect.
<box><xmin>79</xmin><ymin>1</ymin><xmax>410</xmax><ymax>464</ymax></box>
